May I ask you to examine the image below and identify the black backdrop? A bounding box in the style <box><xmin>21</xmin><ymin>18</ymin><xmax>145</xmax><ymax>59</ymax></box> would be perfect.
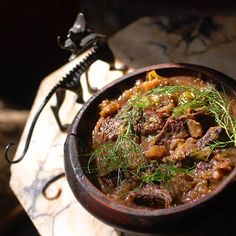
<box><xmin>1</xmin><ymin>0</ymin><xmax>235</xmax><ymax>108</ymax></box>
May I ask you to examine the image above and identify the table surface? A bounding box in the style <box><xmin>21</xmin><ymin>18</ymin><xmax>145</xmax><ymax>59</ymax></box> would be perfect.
<box><xmin>10</xmin><ymin>15</ymin><xmax>236</xmax><ymax>236</ymax></box>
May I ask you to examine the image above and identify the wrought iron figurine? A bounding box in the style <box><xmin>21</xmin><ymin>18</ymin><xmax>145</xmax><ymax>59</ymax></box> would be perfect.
<box><xmin>5</xmin><ymin>12</ymin><xmax>125</xmax><ymax>164</ymax></box>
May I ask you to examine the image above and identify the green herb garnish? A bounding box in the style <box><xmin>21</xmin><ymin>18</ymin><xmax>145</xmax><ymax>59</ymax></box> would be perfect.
<box><xmin>88</xmin><ymin>79</ymin><xmax>236</xmax><ymax>188</ymax></box>
<box><xmin>88</xmin><ymin>124</ymin><xmax>146</xmax><ymax>180</ymax></box>
<box><xmin>123</xmin><ymin>85</ymin><xmax>236</xmax><ymax>147</ymax></box>
<box><xmin>137</xmin><ymin>162</ymin><xmax>194</xmax><ymax>185</ymax></box>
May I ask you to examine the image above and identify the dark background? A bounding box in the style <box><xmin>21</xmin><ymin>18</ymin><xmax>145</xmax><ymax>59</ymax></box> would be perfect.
<box><xmin>1</xmin><ymin>0</ymin><xmax>236</xmax><ymax>109</ymax></box>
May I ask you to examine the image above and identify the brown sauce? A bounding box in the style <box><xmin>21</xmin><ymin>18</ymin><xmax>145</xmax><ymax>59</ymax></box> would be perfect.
<box><xmin>90</xmin><ymin>70</ymin><xmax>236</xmax><ymax>209</ymax></box>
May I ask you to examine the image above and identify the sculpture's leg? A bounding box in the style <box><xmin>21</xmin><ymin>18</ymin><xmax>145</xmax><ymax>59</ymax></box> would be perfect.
<box><xmin>85</xmin><ymin>70</ymin><xmax>97</xmax><ymax>93</ymax></box>
<box><xmin>50</xmin><ymin>89</ymin><xmax>69</xmax><ymax>131</ymax></box>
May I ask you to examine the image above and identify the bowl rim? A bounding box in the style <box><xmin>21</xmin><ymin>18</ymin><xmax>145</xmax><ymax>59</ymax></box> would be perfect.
<box><xmin>66</xmin><ymin>62</ymin><xmax>236</xmax><ymax>217</ymax></box>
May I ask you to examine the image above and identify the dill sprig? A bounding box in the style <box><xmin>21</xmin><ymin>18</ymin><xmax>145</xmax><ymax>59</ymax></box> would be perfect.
<box><xmin>149</xmin><ymin>85</ymin><xmax>200</xmax><ymax>96</ymax></box>
<box><xmin>125</xmin><ymin>85</ymin><xmax>236</xmax><ymax>147</ymax></box>
<box><xmin>146</xmin><ymin>85</ymin><xmax>207</xmax><ymax>116</ymax></box>
<box><xmin>209</xmin><ymin>140</ymin><xmax>234</xmax><ymax>149</ymax></box>
<box><xmin>88</xmin><ymin>124</ymin><xmax>146</xmax><ymax>179</ymax></box>
<box><xmin>137</xmin><ymin>162</ymin><xmax>194</xmax><ymax>185</ymax></box>
<box><xmin>172</xmin><ymin>86</ymin><xmax>236</xmax><ymax>146</ymax></box>
<box><xmin>116</xmin><ymin>93</ymin><xmax>147</xmax><ymax>129</ymax></box>
<box><xmin>206</xmin><ymin>88</ymin><xmax>236</xmax><ymax>146</ymax></box>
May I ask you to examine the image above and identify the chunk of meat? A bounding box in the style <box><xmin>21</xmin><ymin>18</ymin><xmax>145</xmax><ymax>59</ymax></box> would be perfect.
<box><xmin>167</xmin><ymin>119</ymin><xmax>189</xmax><ymax>139</ymax></box>
<box><xmin>140</xmin><ymin>110</ymin><xmax>166</xmax><ymax>135</ymax></box>
<box><xmin>183</xmin><ymin>156</ymin><xmax>234</xmax><ymax>202</ymax></box>
<box><xmin>93</xmin><ymin>117</ymin><xmax>121</xmax><ymax>143</ymax></box>
<box><xmin>194</xmin><ymin>157</ymin><xmax>233</xmax><ymax>183</ymax></box>
<box><xmin>215</xmin><ymin>147</ymin><xmax>236</xmax><ymax>165</ymax></box>
<box><xmin>166</xmin><ymin>137</ymin><xmax>198</xmax><ymax>162</ymax></box>
<box><xmin>187</xmin><ymin>119</ymin><xmax>203</xmax><ymax>138</ymax></box>
<box><xmin>127</xmin><ymin>185</ymin><xmax>173</xmax><ymax>208</ymax></box>
<box><xmin>195</xmin><ymin>161</ymin><xmax>212</xmax><ymax>171</ymax></box>
<box><xmin>157</xmin><ymin>96</ymin><xmax>177</xmax><ymax>117</ymax></box>
<box><xmin>180</xmin><ymin>162</ymin><xmax>214</xmax><ymax>203</ymax></box>
<box><xmin>192</xmin><ymin>162</ymin><xmax>213</xmax><ymax>181</ymax></box>
<box><xmin>153</xmin><ymin>117</ymin><xmax>189</xmax><ymax>146</ymax></box>
<box><xmin>166</xmin><ymin>126</ymin><xmax>223</xmax><ymax>162</ymax></box>
<box><xmin>197</xmin><ymin>126</ymin><xmax>222</xmax><ymax>149</ymax></box>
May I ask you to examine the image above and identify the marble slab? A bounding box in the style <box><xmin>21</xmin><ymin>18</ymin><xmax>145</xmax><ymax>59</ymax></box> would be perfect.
<box><xmin>10</xmin><ymin>56</ymin><xmax>123</xmax><ymax>236</ymax></box>
<box><xmin>10</xmin><ymin>14</ymin><xmax>236</xmax><ymax>236</ymax></box>
<box><xmin>110</xmin><ymin>15</ymin><xmax>236</xmax><ymax>80</ymax></box>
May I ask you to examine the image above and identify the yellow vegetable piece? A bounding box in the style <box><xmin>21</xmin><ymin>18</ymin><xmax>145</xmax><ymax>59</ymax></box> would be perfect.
<box><xmin>147</xmin><ymin>70</ymin><xmax>166</xmax><ymax>81</ymax></box>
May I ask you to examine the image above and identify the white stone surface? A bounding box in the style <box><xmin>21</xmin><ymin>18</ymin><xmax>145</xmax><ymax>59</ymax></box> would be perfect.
<box><xmin>10</xmin><ymin>56</ymin><xmax>123</xmax><ymax>236</ymax></box>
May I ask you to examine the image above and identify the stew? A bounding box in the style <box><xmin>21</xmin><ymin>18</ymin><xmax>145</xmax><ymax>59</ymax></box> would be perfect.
<box><xmin>89</xmin><ymin>70</ymin><xmax>236</xmax><ymax>209</ymax></box>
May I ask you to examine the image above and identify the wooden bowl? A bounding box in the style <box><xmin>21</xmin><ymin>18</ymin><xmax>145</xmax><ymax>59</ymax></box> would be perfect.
<box><xmin>64</xmin><ymin>63</ymin><xmax>236</xmax><ymax>235</ymax></box>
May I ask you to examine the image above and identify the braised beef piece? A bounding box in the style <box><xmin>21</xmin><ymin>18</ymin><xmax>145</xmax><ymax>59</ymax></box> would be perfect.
<box><xmin>197</xmin><ymin>126</ymin><xmax>222</xmax><ymax>149</ymax></box>
<box><xmin>166</xmin><ymin>118</ymin><xmax>189</xmax><ymax>139</ymax></box>
<box><xmin>153</xmin><ymin>117</ymin><xmax>189</xmax><ymax>146</ymax></box>
<box><xmin>127</xmin><ymin>185</ymin><xmax>173</xmax><ymax>208</ymax></box>
<box><xmin>167</xmin><ymin>126</ymin><xmax>222</xmax><ymax>162</ymax></box>
<box><xmin>211</xmin><ymin>153</ymin><xmax>234</xmax><ymax>176</ymax></box>
<box><xmin>215</xmin><ymin>147</ymin><xmax>236</xmax><ymax>165</ymax></box>
<box><xmin>167</xmin><ymin>137</ymin><xmax>198</xmax><ymax>162</ymax></box>
<box><xmin>182</xmin><ymin>157</ymin><xmax>233</xmax><ymax>203</ymax></box>
<box><xmin>93</xmin><ymin>117</ymin><xmax>121</xmax><ymax>143</ymax></box>
<box><xmin>139</xmin><ymin>110</ymin><xmax>166</xmax><ymax>135</ymax></box>
<box><xmin>183</xmin><ymin>179</ymin><xmax>210</xmax><ymax>203</ymax></box>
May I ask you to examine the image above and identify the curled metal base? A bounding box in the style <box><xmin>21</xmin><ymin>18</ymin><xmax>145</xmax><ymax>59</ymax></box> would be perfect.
<box><xmin>42</xmin><ymin>172</ymin><xmax>65</xmax><ymax>200</ymax></box>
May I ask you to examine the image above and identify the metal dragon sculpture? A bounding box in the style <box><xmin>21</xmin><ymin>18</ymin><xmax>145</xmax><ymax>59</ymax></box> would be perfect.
<box><xmin>5</xmin><ymin>12</ymin><xmax>126</xmax><ymax>164</ymax></box>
